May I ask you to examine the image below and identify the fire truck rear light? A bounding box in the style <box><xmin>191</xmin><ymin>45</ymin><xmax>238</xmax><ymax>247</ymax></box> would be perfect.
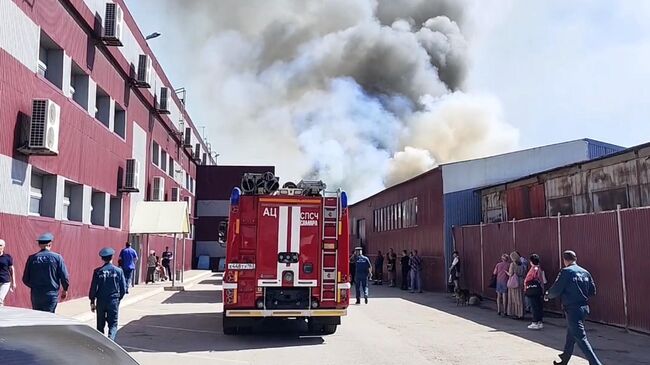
<box><xmin>224</xmin><ymin>289</ymin><xmax>237</xmax><ymax>304</ymax></box>
<box><xmin>311</xmin><ymin>299</ymin><xmax>320</xmax><ymax>309</ymax></box>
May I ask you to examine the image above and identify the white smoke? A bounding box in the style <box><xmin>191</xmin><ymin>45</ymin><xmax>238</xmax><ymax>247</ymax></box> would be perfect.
<box><xmin>151</xmin><ymin>0</ymin><xmax>519</xmax><ymax>200</ymax></box>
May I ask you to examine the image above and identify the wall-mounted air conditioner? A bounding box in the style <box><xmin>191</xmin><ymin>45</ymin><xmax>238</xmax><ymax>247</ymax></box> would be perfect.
<box><xmin>194</xmin><ymin>143</ymin><xmax>201</xmax><ymax>162</ymax></box>
<box><xmin>120</xmin><ymin>158</ymin><xmax>140</xmax><ymax>193</ymax></box>
<box><xmin>183</xmin><ymin>127</ymin><xmax>192</xmax><ymax>147</ymax></box>
<box><xmin>157</xmin><ymin>87</ymin><xmax>170</xmax><ymax>114</ymax></box>
<box><xmin>102</xmin><ymin>3</ymin><xmax>124</xmax><ymax>46</ymax></box>
<box><xmin>152</xmin><ymin>176</ymin><xmax>165</xmax><ymax>201</ymax></box>
<box><xmin>27</xmin><ymin>99</ymin><xmax>60</xmax><ymax>155</ymax></box>
<box><xmin>134</xmin><ymin>54</ymin><xmax>152</xmax><ymax>88</ymax></box>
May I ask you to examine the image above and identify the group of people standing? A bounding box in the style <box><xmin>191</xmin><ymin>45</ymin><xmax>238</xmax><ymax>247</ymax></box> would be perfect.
<box><xmin>349</xmin><ymin>247</ymin><xmax>425</xmax><ymax>304</ymax></box>
<box><xmin>0</xmin><ymin>233</ymin><xmax>174</xmax><ymax>343</ymax></box>
<box><xmin>492</xmin><ymin>250</ymin><xmax>603</xmax><ymax>365</ymax></box>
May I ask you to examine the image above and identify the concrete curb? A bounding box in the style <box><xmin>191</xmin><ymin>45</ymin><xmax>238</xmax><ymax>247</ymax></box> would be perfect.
<box><xmin>72</xmin><ymin>271</ymin><xmax>214</xmax><ymax>322</ymax></box>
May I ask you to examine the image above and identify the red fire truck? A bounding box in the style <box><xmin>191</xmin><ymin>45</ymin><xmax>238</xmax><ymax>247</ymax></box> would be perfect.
<box><xmin>220</xmin><ymin>173</ymin><xmax>351</xmax><ymax>335</ymax></box>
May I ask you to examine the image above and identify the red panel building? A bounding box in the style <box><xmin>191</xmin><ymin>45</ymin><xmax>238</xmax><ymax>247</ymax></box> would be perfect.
<box><xmin>0</xmin><ymin>0</ymin><xmax>214</xmax><ymax>308</ymax></box>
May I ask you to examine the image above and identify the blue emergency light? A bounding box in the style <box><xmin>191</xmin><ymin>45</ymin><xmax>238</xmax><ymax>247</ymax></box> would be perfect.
<box><xmin>340</xmin><ymin>191</ymin><xmax>348</xmax><ymax>209</ymax></box>
<box><xmin>230</xmin><ymin>187</ymin><xmax>241</xmax><ymax>206</ymax></box>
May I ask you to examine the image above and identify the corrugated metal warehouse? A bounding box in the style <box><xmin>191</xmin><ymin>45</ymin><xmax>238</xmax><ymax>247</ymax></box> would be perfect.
<box><xmin>480</xmin><ymin>142</ymin><xmax>650</xmax><ymax>222</ymax></box>
<box><xmin>454</xmin><ymin>141</ymin><xmax>650</xmax><ymax>333</ymax></box>
<box><xmin>350</xmin><ymin>139</ymin><xmax>623</xmax><ymax>291</ymax></box>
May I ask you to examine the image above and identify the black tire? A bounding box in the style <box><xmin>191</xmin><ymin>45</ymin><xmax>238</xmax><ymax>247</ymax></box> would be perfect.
<box><xmin>322</xmin><ymin>324</ymin><xmax>337</xmax><ymax>335</ymax></box>
<box><xmin>222</xmin><ymin>316</ymin><xmax>237</xmax><ymax>335</ymax></box>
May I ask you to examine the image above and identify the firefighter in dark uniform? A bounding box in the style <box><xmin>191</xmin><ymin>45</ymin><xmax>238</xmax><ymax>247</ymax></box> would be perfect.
<box><xmin>547</xmin><ymin>250</ymin><xmax>602</xmax><ymax>365</ymax></box>
<box><xmin>22</xmin><ymin>233</ymin><xmax>70</xmax><ymax>313</ymax></box>
<box><xmin>89</xmin><ymin>247</ymin><xmax>127</xmax><ymax>341</ymax></box>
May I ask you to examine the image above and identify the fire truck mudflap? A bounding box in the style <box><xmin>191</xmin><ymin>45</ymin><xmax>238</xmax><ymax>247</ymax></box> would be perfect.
<box><xmin>221</xmin><ymin>174</ymin><xmax>350</xmax><ymax>335</ymax></box>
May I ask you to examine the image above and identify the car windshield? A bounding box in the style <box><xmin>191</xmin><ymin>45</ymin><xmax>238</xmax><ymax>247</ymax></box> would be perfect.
<box><xmin>0</xmin><ymin>324</ymin><xmax>139</xmax><ymax>365</ymax></box>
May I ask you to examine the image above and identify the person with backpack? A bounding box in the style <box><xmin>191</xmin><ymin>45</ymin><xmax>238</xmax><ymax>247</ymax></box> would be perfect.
<box><xmin>524</xmin><ymin>254</ymin><xmax>547</xmax><ymax>330</ymax></box>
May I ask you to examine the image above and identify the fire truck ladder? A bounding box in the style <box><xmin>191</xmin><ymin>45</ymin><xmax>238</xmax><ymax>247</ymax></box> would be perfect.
<box><xmin>320</xmin><ymin>190</ymin><xmax>340</xmax><ymax>302</ymax></box>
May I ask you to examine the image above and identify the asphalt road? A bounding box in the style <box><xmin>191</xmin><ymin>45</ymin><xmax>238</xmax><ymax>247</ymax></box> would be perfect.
<box><xmin>99</xmin><ymin>274</ymin><xmax>649</xmax><ymax>365</ymax></box>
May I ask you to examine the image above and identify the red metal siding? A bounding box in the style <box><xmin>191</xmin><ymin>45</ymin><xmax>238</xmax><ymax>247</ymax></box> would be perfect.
<box><xmin>454</xmin><ymin>208</ymin><xmax>650</xmax><ymax>333</ymax></box>
<box><xmin>620</xmin><ymin>209</ymin><xmax>650</xmax><ymax>333</ymax></box>
<box><xmin>560</xmin><ymin>213</ymin><xmax>625</xmax><ymax>327</ymax></box>
<box><xmin>349</xmin><ymin>169</ymin><xmax>445</xmax><ymax>291</ymax></box>
<box><xmin>529</xmin><ymin>184</ymin><xmax>546</xmax><ymax>217</ymax></box>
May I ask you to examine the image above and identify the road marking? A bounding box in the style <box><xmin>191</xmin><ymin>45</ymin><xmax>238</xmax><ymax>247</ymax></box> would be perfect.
<box><xmin>122</xmin><ymin>346</ymin><xmax>250</xmax><ymax>364</ymax></box>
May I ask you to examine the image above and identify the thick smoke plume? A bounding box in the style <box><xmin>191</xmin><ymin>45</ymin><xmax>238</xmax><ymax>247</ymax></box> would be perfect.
<box><xmin>157</xmin><ymin>0</ymin><xmax>519</xmax><ymax>200</ymax></box>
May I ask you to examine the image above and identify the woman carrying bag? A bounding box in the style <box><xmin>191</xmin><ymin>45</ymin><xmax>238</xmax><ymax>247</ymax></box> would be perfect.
<box><xmin>524</xmin><ymin>254</ymin><xmax>548</xmax><ymax>330</ymax></box>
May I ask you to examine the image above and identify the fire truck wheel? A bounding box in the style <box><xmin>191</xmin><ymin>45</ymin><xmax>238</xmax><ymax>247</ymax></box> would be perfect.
<box><xmin>321</xmin><ymin>324</ymin><xmax>338</xmax><ymax>335</ymax></box>
<box><xmin>222</xmin><ymin>316</ymin><xmax>238</xmax><ymax>335</ymax></box>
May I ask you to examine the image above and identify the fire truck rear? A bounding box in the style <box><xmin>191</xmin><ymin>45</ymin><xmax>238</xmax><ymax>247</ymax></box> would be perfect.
<box><xmin>220</xmin><ymin>173</ymin><xmax>351</xmax><ymax>335</ymax></box>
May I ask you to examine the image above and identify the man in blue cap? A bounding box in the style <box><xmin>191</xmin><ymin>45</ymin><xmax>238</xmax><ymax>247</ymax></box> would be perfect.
<box><xmin>353</xmin><ymin>247</ymin><xmax>372</xmax><ymax>305</ymax></box>
<box><xmin>547</xmin><ymin>250</ymin><xmax>602</xmax><ymax>365</ymax></box>
<box><xmin>22</xmin><ymin>232</ymin><xmax>69</xmax><ymax>313</ymax></box>
<box><xmin>89</xmin><ymin>247</ymin><xmax>127</xmax><ymax>341</ymax></box>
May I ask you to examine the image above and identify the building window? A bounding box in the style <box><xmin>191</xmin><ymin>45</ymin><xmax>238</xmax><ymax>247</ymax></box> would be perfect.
<box><xmin>114</xmin><ymin>104</ymin><xmax>126</xmax><ymax>139</ymax></box>
<box><xmin>91</xmin><ymin>190</ymin><xmax>106</xmax><ymax>226</ymax></box>
<box><xmin>38</xmin><ymin>31</ymin><xmax>64</xmax><ymax>90</ymax></box>
<box><xmin>29</xmin><ymin>170</ymin><xmax>56</xmax><ymax>218</ymax></box>
<box><xmin>152</xmin><ymin>142</ymin><xmax>160</xmax><ymax>166</ymax></box>
<box><xmin>95</xmin><ymin>86</ymin><xmax>111</xmax><ymax>128</ymax></box>
<box><xmin>168</xmin><ymin>156</ymin><xmax>174</xmax><ymax>177</ymax></box>
<box><xmin>161</xmin><ymin>150</ymin><xmax>168</xmax><ymax>172</ymax></box>
<box><xmin>592</xmin><ymin>187</ymin><xmax>629</xmax><ymax>213</ymax></box>
<box><xmin>63</xmin><ymin>181</ymin><xmax>83</xmax><ymax>222</ymax></box>
<box><xmin>70</xmin><ymin>62</ymin><xmax>90</xmax><ymax>110</ymax></box>
<box><xmin>29</xmin><ymin>173</ymin><xmax>43</xmax><ymax>216</ymax></box>
<box><xmin>548</xmin><ymin>196</ymin><xmax>574</xmax><ymax>216</ymax></box>
<box><xmin>109</xmin><ymin>196</ymin><xmax>122</xmax><ymax>228</ymax></box>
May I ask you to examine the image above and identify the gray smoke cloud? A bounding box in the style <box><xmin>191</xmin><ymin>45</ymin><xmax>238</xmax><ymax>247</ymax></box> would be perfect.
<box><xmin>153</xmin><ymin>0</ymin><xmax>518</xmax><ymax>200</ymax></box>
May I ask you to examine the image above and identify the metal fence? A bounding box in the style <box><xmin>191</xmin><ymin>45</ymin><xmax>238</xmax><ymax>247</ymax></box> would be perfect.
<box><xmin>453</xmin><ymin>206</ymin><xmax>650</xmax><ymax>334</ymax></box>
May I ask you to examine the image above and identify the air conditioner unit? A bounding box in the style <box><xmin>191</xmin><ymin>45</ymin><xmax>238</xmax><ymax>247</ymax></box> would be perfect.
<box><xmin>157</xmin><ymin>87</ymin><xmax>170</xmax><ymax>114</ymax></box>
<box><xmin>28</xmin><ymin>99</ymin><xmax>60</xmax><ymax>155</ymax></box>
<box><xmin>194</xmin><ymin>143</ymin><xmax>201</xmax><ymax>161</ymax></box>
<box><xmin>120</xmin><ymin>159</ymin><xmax>140</xmax><ymax>193</ymax></box>
<box><xmin>135</xmin><ymin>54</ymin><xmax>152</xmax><ymax>88</ymax></box>
<box><xmin>152</xmin><ymin>176</ymin><xmax>165</xmax><ymax>201</ymax></box>
<box><xmin>183</xmin><ymin>127</ymin><xmax>192</xmax><ymax>147</ymax></box>
<box><xmin>171</xmin><ymin>187</ymin><xmax>180</xmax><ymax>201</ymax></box>
<box><xmin>102</xmin><ymin>3</ymin><xmax>124</xmax><ymax>46</ymax></box>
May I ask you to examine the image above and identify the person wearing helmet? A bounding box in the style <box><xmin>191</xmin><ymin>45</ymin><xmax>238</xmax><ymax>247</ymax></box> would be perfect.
<box><xmin>89</xmin><ymin>247</ymin><xmax>127</xmax><ymax>341</ymax></box>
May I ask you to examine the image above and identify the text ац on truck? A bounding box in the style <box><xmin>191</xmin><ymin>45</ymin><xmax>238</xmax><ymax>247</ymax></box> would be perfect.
<box><xmin>218</xmin><ymin>172</ymin><xmax>351</xmax><ymax>335</ymax></box>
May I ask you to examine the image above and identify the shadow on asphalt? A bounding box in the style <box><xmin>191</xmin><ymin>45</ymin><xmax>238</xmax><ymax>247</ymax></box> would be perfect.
<box><xmin>198</xmin><ymin>279</ymin><xmax>223</xmax><ymax>286</ymax></box>
<box><xmin>370</xmin><ymin>284</ymin><xmax>647</xmax><ymax>364</ymax></box>
<box><xmin>162</xmin><ymin>290</ymin><xmax>223</xmax><ymax>304</ymax></box>
<box><xmin>117</xmin><ymin>313</ymin><xmax>324</xmax><ymax>352</ymax></box>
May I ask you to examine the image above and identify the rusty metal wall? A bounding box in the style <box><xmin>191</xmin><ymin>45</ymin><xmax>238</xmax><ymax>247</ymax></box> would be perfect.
<box><xmin>454</xmin><ymin>207</ymin><xmax>650</xmax><ymax>333</ymax></box>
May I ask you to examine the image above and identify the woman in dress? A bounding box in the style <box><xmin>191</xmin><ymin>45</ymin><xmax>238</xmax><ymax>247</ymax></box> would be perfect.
<box><xmin>506</xmin><ymin>251</ymin><xmax>525</xmax><ymax>319</ymax></box>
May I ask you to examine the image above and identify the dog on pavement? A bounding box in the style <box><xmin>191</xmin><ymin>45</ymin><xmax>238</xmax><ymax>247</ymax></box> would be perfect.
<box><xmin>455</xmin><ymin>288</ymin><xmax>470</xmax><ymax>306</ymax></box>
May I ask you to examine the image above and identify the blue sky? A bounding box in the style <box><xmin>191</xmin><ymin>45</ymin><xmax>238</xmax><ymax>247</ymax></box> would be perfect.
<box><xmin>127</xmin><ymin>0</ymin><xmax>650</xmax><ymax>155</ymax></box>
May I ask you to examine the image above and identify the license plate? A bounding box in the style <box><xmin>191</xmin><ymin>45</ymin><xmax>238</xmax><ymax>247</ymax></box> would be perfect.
<box><xmin>228</xmin><ymin>263</ymin><xmax>256</xmax><ymax>270</ymax></box>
